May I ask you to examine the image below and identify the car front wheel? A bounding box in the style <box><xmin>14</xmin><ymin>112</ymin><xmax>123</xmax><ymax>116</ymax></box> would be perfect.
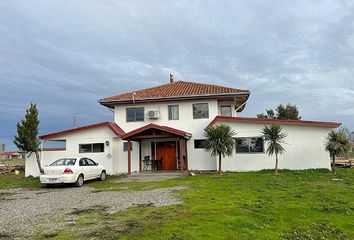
<box><xmin>100</xmin><ymin>171</ymin><xmax>106</xmax><ymax>181</ymax></box>
<box><xmin>75</xmin><ymin>174</ymin><xmax>84</xmax><ymax>187</ymax></box>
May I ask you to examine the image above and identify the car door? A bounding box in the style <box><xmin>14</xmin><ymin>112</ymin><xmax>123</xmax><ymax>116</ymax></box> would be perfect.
<box><xmin>79</xmin><ymin>158</ymin><xmax>91</xmax><ymax>179</ymax></box>
<box><xmin>86</xmin><ymin>158</ymin><xmax>101</xmax><ymax>178</ymax></box>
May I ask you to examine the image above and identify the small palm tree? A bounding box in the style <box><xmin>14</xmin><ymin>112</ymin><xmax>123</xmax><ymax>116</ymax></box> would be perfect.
<box><xmin>261</xmin><ymin>124</ymin><xmax>287</xmax><ymax>174</ymax></box>
<box><xmin>203</xmin><ymin>124</ymin><xmax>235</xmax><ymax>173</ymax></box>
<box><xmin>325</xmin><ymin>129</ymin><xmax>351</xmax><ymax>173</ymax></box>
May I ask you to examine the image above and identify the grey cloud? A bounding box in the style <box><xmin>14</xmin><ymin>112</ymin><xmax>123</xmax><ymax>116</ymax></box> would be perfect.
<box><xmin>0</xmin><ymin>0</ymin><xmax>354</xmax><ymax>150</ymax></box>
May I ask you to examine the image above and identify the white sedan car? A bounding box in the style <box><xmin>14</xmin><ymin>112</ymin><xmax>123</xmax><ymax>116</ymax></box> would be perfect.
<box><xmin>40</xmin><ymin>157</ymin><xmax>106</xmax><ymax>187</ymax></box>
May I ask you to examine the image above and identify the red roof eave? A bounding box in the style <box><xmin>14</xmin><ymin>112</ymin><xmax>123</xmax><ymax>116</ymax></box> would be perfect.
<box><xmin>207</xmin><ymin>116</ymin><xmax>341</xmax><ymax>129</ymax></box>
<box><xmin>40</xmin><ymin>122</ymin><xmax>126</xmax><ymax>140</ymax></box>
<box><xmin>122</xmin><ymin>123</ymin><xmax>192</xmax><ymax>140</ymax></box>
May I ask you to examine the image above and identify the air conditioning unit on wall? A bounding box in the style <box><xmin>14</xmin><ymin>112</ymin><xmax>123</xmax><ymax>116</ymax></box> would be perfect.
<box><xmin>148</xmin><ymin>110</ymin><xmax>160</xmax><ymax>119</ymax></box>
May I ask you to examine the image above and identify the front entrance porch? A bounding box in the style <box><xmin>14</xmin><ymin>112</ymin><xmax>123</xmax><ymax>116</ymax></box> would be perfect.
<box><xmin>122</xmin><ymin>123</ymin><xmax>192</xmax><ymax>175</ymax></box>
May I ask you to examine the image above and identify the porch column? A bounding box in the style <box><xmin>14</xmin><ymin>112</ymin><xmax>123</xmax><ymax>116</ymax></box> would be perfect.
<box><xmin>139</xmin><ymin>140</ymin><xmax>142</xmax><ymax>173</ymax></box>
<box><xmin>185</xmin><ymin>139</ymin><xmax>188</xmax><ymax>170</ymax></box>
<box><xmin>40</xmin><ymin>140</ymin><xmax>44</xmax><ymax>166</ymax></box>
<box><xmin>127</xmin><ymin>140</ymin><xmax>132</xmax><ymax>175</ymax></box>
<box><xmin>179</xmin><ymin>138</ymin><xmax>184</xmax><ymax>175</ymax></box>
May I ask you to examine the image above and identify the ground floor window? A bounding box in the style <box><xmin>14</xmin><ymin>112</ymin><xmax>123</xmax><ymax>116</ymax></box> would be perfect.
<box><xmin>123</xmin><ymin>142</ymin><xmax>133</xmax><ymax>152</ymax></box>
<box><xmin>79</xmin><ymin>143</ymin><xmax>104</xmax><ymax>153</ymax></box>
<box><xmin>235</xmin><ymin>137</ymin><xmax>264</xmax><ymax>153</ymax></box>
<box><xmin>194</xmin><ymin>139</ymin><xmax>206</xmax><ymax>149</ymax></box>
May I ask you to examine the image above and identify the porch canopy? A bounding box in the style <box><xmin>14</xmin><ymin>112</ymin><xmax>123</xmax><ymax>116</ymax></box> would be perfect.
<box><xmin>122</xmin><ymin>123</ymin><xmax>192</xmax><ymax>175</ymax></box>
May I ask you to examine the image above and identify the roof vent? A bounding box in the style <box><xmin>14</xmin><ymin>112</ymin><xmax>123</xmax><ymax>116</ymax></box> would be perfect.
<box><xmin>169</xmin><ymin>73</ymin><xmax>174</xmax><ymax>83</ymax></box>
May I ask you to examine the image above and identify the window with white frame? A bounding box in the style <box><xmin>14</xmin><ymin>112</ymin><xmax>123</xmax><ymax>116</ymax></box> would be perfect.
<box><xmin>220</xmin><ymin>105</ymin><xmax>232</xmax><ymax>117</ymax></box>
<box><xmin>126</xmin><ymin>107</ymin><xmax>144</xmax><ymax>122</ymax></box>
<box><xmin>194</xmin><ymin>139</ymin><xmax>206</xmax><ymax>149</ymax></box>
<box><xmin>123</xmin><ymin>142</ymin><xmax>133</xmax><ymax>152</ymax></box>
<box><xmin>168</xmin><ymin>105</ymin><xmax>179</xmax><ymax>120</ymax></box>
<box><xmin>193</xmin><ymin>103</ymin><xmax>209</xmax><ymax>119</ymax></box>
<box><xmin>235</xmin><ymin>137</ymin><xmax>264</xmax><ymax>153</ymax></box>
<box><xmin>79</xmin><ymin>143</ymin><xmax>104</xmax><ymax>153</ymax></box>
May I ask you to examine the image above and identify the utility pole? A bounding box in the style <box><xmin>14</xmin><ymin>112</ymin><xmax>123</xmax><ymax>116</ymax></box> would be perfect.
<box><xmin>73</xmin><ymin>114</ymin><xmax>78</xmax><ymax>128</ymax></box>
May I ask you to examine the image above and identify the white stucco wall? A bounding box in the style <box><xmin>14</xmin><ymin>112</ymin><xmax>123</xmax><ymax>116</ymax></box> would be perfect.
<box><xmin>114</xmin><ymin>99</ymin><xmax>220</xmax><ymax>133</ymax></box>
<box><xmin>27</xmin><ymin>98</ymin><xmax>335</xmax><ymax>176</ymax></box>
<box><xmin>114</xmin><ymin>99</ymin><xmax>223</xmax><ymax>171</ymax></box>
<box><xmin>25</xmin><ymin>126</ymin><xmax>119</xmax><ymax>177</ymax></box>
<box><xmin>219</xmin><ymin>122</ymin><xmax>333</xmax><ymax>171</ymax></box>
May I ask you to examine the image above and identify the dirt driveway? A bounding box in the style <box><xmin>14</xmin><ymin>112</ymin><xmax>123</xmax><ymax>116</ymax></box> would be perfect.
<box><xmin>0</xmin><ymin>185</ymin><xmax>184</xmax><ymax>239</ymax></box>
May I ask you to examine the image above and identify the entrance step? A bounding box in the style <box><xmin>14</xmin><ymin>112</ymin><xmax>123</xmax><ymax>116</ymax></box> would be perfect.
<box><xmin>119</xmin><ymin>171</ymin><xmax>181</xmax><ymax>183</ymax></box>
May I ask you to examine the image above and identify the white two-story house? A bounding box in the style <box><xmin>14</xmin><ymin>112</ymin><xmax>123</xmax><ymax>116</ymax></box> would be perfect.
<box><xmin>25</xmin><ymin>77</ymin><xmax>340</xmax><ymax>176</ymax></box>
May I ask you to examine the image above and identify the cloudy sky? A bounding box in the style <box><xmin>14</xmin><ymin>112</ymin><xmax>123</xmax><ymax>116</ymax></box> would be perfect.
<box><xmin>0</xmin><ymin>0</ymin><xmax>353</xmax><ymax>150</ymax></box>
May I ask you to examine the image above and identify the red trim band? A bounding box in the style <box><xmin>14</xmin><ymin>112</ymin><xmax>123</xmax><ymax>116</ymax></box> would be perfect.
<box><xmin>207</xmin><ymin>116</ymin><xmax>341</xmax><ymax>129</ymax></box>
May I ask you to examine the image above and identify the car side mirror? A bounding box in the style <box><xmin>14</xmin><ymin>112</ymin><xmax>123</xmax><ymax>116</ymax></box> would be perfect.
<box><xmin>96</xmin><ymin>162</ymin><xmax>99</xmax><ymax>166</ymax></box>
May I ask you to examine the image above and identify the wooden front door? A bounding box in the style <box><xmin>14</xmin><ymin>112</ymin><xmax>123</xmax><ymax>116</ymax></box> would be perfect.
<box><xmin>156</xmin><ymin>141</ymin><xmax>177</xmax><ymax>170</ymax></box>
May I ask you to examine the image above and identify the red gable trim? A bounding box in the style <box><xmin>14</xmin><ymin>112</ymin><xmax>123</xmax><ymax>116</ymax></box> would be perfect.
<box><xmin>0</xmin><ymin>152</ymin><xmax>21</xmax><ymax>156</ymax></box>
<box><xmin>40</xmin><ymin>122</ymin><xmax>126</xmax><ymax>140</ymax></box>
<box><xmin>207</xmin><ymin>116</ymin><xmax>341</xmax><ymax>129</ymax></box>
<box><xmin>122</xmin><ymin>123</ymin><xmax>192</xmax><ymax>140</ymax></box>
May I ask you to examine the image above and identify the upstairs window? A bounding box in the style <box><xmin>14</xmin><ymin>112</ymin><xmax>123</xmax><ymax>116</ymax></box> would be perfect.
<box><xmin>221</xmin><ymin>105</ymin><xmax>232</xmax><ymax>117</ymax></box>
<box><xmin>235</xmin><ymin>137</ymin><xmax>264</xmax><ymax>153</ymax></box>
<box><xmin>126</xmin><ymin>107</ymin><xmax>144</xmax><ymax>122</ymax></box>
<box><xmin>79</xmin><ymin>143</ymin><xmax>104</xmax><ymax>153</ymax></box>
<box><xmin>193</xmin><ymin>103</ymin><xmax>209</xmax><ymax>119</ymax></box>
<box><xmin>168</xmin><ymin>105</ymin><xmax>179</xmax><ymax>120</ymax></box>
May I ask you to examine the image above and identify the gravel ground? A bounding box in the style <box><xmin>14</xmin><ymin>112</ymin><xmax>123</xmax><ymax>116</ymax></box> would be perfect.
<box><xmin>0</xmin><ymin>185</ymin><xmax>185</xmax><ymax>239</ymax></box>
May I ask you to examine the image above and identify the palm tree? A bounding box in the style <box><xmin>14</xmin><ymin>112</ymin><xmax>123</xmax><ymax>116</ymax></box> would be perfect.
<box><xmin>203</xmin><ymin>124</ymin><xmax>235</xmax><ymax>173</ymax></box>
<box><xmin>325</xmin><ymin>129</ymin><xmax>351</xmax><ymax>173</ymax></box>
<box><xmin>261</xmin><ymin>124</ymin><xmax>287</xmax><ymax>174</ymax></box>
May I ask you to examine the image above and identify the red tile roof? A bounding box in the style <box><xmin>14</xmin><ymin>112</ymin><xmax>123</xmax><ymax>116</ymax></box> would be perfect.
<box><xmin>99</xmin><ymin>81</ymin><xmax>249</xmax><ymax>105</ymax></box>
<box><xmin>207</xmin><ymin>116</ymin><xmax>341</xmax><ymax>128</ymax></box>
<box><xmin>40</xmin><ymin>122</ymin><xmax>125</xmax><ymax>140</ymax></box>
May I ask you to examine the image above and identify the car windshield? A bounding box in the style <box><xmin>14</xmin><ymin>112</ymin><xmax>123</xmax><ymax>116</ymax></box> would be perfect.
<box><xmin>50</xmin><ymin>158</ymin><xmax>76</xmax><ymax>166</ymax></box>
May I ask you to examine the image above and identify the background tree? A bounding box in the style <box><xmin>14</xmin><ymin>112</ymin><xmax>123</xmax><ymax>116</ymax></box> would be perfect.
<box><xmin>14</xmin><ymin>103</ymin><xmax>42</xmax><ymax>172</ymax></box>
<box><xmin>203</xmin><ymin>124</ymin><xmax>235</xmax><ymax>173</ymax></box>
<box><xmin>349</xmin><ymin>131</ymin><xmax>354</xmax><ymax>154</ymax></box>
<box><xmin>257</xmin><ymin>104</ymin><xmax>301</xmax><ymax>120</ymax></box>
<box><xmin>257</xmin><ymin>109</ymin><xmax>276</xmax><ymax>119</ymax></box>
<box><xmin>325</xmin><ymin>129</ymin><xmax>351</xmax><ymax>173</ymax></box>
<box><xmin>261</xmin><ymin>124</ymin><xmax>287</xmax><ymax>174</ymax></box>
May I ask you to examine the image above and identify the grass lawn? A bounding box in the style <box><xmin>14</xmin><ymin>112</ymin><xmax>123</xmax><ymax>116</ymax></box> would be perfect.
<box><xmin>0</xmin><ymin>172</ymin><xmax>42</xmax><ymax>189</ymax></box>
<box><xmin>1</xmin><ymin>169</ymin><xmax>353</xmax><ymax>239</ymax></box>
<box><xmin>28</xmin><ymin>169</ymin><xmax>354</xmax><ymax>240</ymax></box>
